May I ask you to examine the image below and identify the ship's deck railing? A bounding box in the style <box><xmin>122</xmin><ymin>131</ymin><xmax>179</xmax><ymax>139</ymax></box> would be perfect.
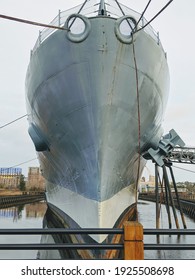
<box><xmin>32</xmin><ymin>0</ymin><xmax>161</xmax><ymax>53</ymax></box>
<box><xmin>1</xmin><ymin>224</ymin><xmax>195</xmax><ymax>259</ymax></box>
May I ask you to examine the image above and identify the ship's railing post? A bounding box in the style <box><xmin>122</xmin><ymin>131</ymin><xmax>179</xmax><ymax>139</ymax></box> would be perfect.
<box><xmin>124</xmin><ymin>221</ymin><xmax>144</xmax><ymax>260</ymax></box>
<box><xmin>142</xmin><ymin>17</ymin><xmax>144</xmax><ymax>28</ymax></box>
<box><xmin>58</xmin><ymin>10</ymin><xmax>61</xmax><ymax>26</ymax></box>
<box><xmin>157</xmin><ymin>31</ymin><xmax>160</xmax><ymax>45</ymax></box>
<box><xmin>38</xmin><ymin>31</ymin><xmax>42</xmax><ymax>46</ymax></box>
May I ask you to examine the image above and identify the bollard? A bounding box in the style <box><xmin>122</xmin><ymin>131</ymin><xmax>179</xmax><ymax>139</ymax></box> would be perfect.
<box><xmin>124</xmin><ymin>221</ymin><xmax>144</xmax><ymax>260</ymax></box>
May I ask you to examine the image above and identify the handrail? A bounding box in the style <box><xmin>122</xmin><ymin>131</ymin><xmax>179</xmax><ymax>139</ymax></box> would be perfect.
<box><xmin>144</xmin><ymin>229</ymin><xmax>195</xmax><ymax>235</ymax></box>
<box><xmin>0</xmin><ymin>243</ymin><xmax>123</xmax><ymax>250</ymax></box>
<box><xmin>0</xmin><ymin>228</ymin><xmax>195</xmax><ymax>235</ymax></box>
<box><xmin>0</xmin><ymin>243</ymin><xmax>195</xmax><ymax>251</ymax></box>
<box><xmin>0</xmin><ymin>228</ymin><xmax>123</xmax><ymax>235</ymax></box>
<box><xmin>145</xmin><ymin>244</ymin><xmax>195</xmax><ymax>250</ymax></box>
<box><xmin>0</xmin><ymin>226</ymin><xmax>195</xmax><ymax>258</ymax></box>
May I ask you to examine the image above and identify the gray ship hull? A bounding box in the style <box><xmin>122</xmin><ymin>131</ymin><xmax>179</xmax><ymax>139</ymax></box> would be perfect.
<box><xmin>26</xmin><ymin>7</ymin><xmax>169</xmax><ymax>245</ymax></box>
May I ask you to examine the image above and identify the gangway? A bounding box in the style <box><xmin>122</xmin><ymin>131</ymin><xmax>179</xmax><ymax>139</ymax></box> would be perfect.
<box><xmin>143</xmin><ymin>129</ymin><xmax>195</xmax><ymax>166</ymax></box>
<box><xmin>166</xmin><ymin>146</ymin><xmax>195</xmax><ymax>164</ymax></box>
<box><xmin>142</xmin><ymin>129</ymin><xmax>195</xmax><ymax>231</ymax></box>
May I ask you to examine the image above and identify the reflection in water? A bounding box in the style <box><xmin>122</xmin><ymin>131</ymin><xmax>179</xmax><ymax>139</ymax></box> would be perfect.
<box><xmin>0</xmin><ymin>202</ymin><xmax>47</xmax><ymax>221</ymax></box>
<box><xmin>138</xmin><ymin>200</ymin><xmax>195</xmax><ymax>259</ymax></box>
<box><xmin>26</xmin><ymin>203</ymin><xmax>47</xmax><ymax>218</ymax></box>
<box><xmin>0</xmin><ymin>200</ymin><xmax>194</xmax><ymax>259</ymax></box>
<box><xmin>0</xmin><ymin>201</ymin><xmax>47</xmax><ymax>259</ymax></box>
<box><xmin>0</xmin><ymin>205</ymin><xmax>24</xmax><ymax>222</ymax></box>
<box><xmin>0</xmin><ymin>208</ymin><xmax>19</xmax><ymax>219</ymax></box>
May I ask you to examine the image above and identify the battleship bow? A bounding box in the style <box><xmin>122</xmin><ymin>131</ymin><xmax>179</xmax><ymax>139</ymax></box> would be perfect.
<box><xmin>25</xmin><ymin>0</ymin><xmax>170</xmax><ymax>258</ymax></box>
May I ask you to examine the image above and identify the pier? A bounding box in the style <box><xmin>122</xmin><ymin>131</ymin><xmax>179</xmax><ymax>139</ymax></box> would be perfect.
<box><xmin>0</xmin><ymin>192</ymin><xmax>45</xmax><ymax>209</ymax></box>
<box><xmin>139</xmin><ymin>193</ymin><xmax>195</xmax><ymax>220</ymax></box>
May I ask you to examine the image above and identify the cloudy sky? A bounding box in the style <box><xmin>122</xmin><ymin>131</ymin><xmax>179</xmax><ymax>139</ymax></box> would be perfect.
<box><xmin>0</xmin><ymin>0</ymin><xmax>195</xmax><ymax>182</ymax></box>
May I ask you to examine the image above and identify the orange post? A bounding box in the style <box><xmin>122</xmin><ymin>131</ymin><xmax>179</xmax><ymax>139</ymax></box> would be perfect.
<box><xmin>123</xmin><ymin>221</ymin><xmax>144</xmax><ymax>260</ymax></box>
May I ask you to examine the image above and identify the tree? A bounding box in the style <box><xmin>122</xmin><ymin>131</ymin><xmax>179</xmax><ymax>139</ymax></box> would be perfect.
<box><xmin>18</xmin><ymin>174</ymin><xmax>26</xmax><ymax>191</ymax></box>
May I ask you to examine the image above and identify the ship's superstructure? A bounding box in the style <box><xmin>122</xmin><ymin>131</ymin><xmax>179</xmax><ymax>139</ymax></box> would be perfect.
<box><xmin>25</xmin><ymin>0</ymin><xmax>170</xmax><ymax>258</ymax></box>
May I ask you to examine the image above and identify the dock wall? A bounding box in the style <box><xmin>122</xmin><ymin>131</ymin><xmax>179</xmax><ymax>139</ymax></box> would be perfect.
<box><xmin>0</xmin><ymin>193</ymin><xmax>45</xmax><ymax>208</ymax></box>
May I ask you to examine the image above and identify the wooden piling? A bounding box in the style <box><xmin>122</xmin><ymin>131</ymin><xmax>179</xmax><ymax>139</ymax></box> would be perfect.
<box><xmin>123</xmin><ymin>221</ymin><xmax>144</xmax><ymax>260</ymax></box>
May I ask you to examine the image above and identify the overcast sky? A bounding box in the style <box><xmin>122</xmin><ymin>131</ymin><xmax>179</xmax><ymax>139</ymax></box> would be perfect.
<box><xmin>0</xmin><ymin>0</ymin><xmax>195</xmax><ymax>182</ymax></box>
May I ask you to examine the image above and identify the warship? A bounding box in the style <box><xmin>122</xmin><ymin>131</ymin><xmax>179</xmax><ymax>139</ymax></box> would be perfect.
<box><xmin>25</xmin><ymin>0</ymin><xmax>170</xmax><ymax>258</ymax></box>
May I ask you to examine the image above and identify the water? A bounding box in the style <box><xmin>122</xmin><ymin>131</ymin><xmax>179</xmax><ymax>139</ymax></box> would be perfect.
<box><xmin>138</xmin><ymin>200</ymin><xmax>195</xmax><ymax>259</ymax></box>
<box><xmin>0</xmin><ymin>201</ymin><xmax>47</xmax><ymax>259</ymax></box>
<box><xmin>0</xmin><ymin>200</ymin><xmax>195</xmax><ymax>259</ymax></box>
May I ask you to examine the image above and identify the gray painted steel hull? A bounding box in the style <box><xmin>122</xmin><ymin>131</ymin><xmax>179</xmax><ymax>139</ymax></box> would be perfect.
<box><xmin>26</xmin><ymin>15</ymin><xmax>169</xmax><ymax>239</ymax></box>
